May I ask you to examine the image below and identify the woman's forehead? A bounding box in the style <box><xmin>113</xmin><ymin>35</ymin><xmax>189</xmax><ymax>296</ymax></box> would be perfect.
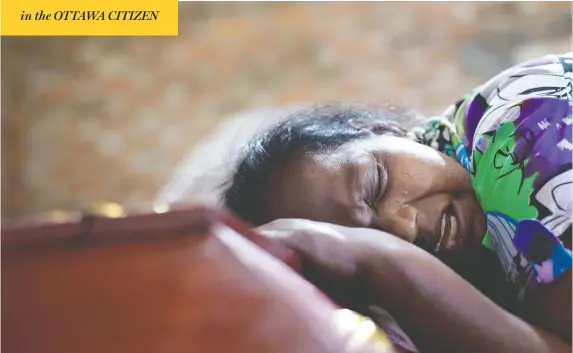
<box><xmin>266</xmin><ymin>148</ymin><xmax>372</xmax><ymax>224</ymax></box>
<box><xmin>305</xmin><ymin>144</ymin><xmax>374</xmax><ymax>171</ymax></box>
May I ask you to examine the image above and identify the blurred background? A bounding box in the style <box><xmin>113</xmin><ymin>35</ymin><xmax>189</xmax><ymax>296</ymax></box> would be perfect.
<box><xmin>2</xmin><ymin>2</ymin><xmax>571</xmax><ymax>217</ymax></box>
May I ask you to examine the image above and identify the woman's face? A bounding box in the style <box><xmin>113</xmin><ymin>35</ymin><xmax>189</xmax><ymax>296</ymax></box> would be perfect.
<box><xmin>265</xmin><ymin>135</ymin><xmax>486</xmax><ymax>256</ymax></box>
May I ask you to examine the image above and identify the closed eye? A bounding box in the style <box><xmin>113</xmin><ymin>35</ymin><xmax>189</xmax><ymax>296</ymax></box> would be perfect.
<box><xmin>373</xmin><ymin>162</ymin><xmax>385</xmax><ymax>206</ymax></box>
<box><xmin>367</xmin><ymin>153</ymin><xmax>386</xmax><ymax>211</ymax></box>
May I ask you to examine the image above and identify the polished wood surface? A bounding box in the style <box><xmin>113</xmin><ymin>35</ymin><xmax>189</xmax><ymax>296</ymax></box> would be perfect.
<box><xmin>3</xmin><ymin>205</ymin><xmax>395</xmax><ymax>353</ymax></box>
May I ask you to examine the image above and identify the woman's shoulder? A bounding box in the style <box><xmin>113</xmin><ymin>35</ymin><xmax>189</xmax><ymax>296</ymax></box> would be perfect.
<box><xmin>454</xmin><ymin>52</ymin><xmax>572</xmax><ymax>149</ymax></box>
<box><xmin>410</xmin><ymin>53</ymin><xmax>572</xmax><ymax>169</ymax></box>
<box><xmin>466</xmin><ymin>54</ymin><xmax>572</xmax><ymax>304</ymax></box>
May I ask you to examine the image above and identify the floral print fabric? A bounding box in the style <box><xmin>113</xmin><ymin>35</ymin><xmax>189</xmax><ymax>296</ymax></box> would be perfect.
<box><xmin>410</xmin><ymin>53</ymin><xmax>573</xmax><ymax>300</ymax></box>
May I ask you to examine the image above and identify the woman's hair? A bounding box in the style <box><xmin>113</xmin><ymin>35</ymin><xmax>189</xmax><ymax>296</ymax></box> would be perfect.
<box><xmin>221</xmin><ymin>103</ymin><xmax>410</xmax><ymax>225</ymax></box>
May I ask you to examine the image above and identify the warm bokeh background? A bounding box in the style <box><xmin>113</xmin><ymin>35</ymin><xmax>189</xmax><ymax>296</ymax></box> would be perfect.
<box><xmin>2</xmin><ymin>2</ymin><xmax>571</xmax><ymax>217</ymax></box>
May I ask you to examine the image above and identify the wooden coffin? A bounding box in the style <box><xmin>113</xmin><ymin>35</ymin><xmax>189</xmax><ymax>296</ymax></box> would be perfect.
<box><xmin>2</xmin><ymin>204</ymin><xmax>396</xmax><ymax>353</ymax></box>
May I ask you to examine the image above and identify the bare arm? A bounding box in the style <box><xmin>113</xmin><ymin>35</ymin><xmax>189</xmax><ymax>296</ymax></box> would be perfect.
<box><xmin>522</xmin><ymin>269</ymin><xmax>572</xmax><ymax>342</ymax></box>
<box><xmin>259</xmin><ymin>220</ymin><xmax>571</xmax><ymax>353</ymax></box>
<box><xmin>355</xmin><ymin>229</ymin><xmax>571</xmax><ymax>353</ymax></box>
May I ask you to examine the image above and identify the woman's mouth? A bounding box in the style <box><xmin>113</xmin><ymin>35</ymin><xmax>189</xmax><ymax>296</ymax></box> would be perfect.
<box><xmin>434</xmin><ymin>205</ymin><xmax>459</xmax><ymax>253</ymax></box>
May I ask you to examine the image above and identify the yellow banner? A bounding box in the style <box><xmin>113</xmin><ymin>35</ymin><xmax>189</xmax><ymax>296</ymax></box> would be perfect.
<box><xmin>1</xmin><ymin>0</ymin><xmax>178</xmax><ymax>36</ymax></box>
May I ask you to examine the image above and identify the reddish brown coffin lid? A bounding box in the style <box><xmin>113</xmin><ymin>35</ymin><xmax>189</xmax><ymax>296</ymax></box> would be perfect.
<box><xmin>2</xmin><ymin>204</ymin><xmax>301</xmax><ymax>272</ymax></box>
<box><xmin>2</xmin><ymin>204</ymin><xmax>395</xmax><ymax>353</ymax></box>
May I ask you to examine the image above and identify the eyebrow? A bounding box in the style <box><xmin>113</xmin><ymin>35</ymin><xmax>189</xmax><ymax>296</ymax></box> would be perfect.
<box><xmin>340</xmin><ymin>155</ymin><xmax>379</xmax><ymax>225</ymax></box>
<box><xmin>370</xmin><ymin>153</ymin><xmax>383</xmax><ymax>204</ymax></box>
<box><xmin>311</xmin><ymin>153</ymin><xmax>374</xmax><ymax>225</ymax></box>
<box><xmin>344</xmin><ymin>153</ymin><xmax>378</xmax><ymax>207</ymax></box>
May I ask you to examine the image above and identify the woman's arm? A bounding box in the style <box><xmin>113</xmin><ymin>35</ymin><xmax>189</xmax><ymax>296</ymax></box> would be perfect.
<box><xmin>356</xmin><ymin>229</ymin><xmax>571</xmax><ymax>353</ymax></box>
<box><xmin>259</xmin><ymin>219</ymin><xmax>571</xmax><ymax>353</ymax></box>
<box><xmin>522</xmin><ymin>269</ymin><xmax>572</xmax><ymax>342</ymax></box>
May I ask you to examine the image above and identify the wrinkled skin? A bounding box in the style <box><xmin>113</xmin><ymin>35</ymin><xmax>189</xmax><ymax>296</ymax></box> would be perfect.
<box><xmin>265</xmin><ymin>135</ymin><xmax>486</xmax><ymax>258</ymax></box>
